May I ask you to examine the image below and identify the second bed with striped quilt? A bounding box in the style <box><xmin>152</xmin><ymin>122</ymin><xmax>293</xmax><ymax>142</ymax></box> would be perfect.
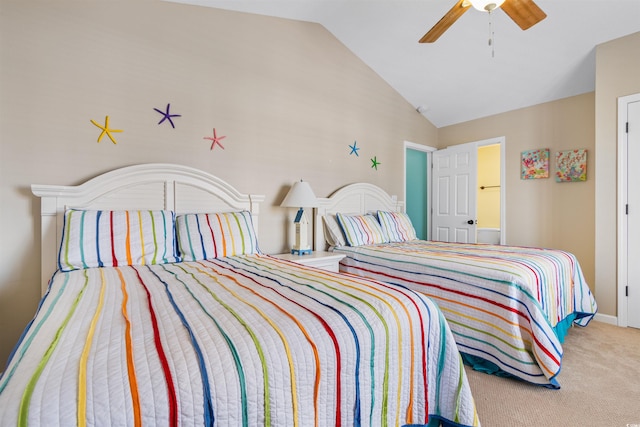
<box><xmin>333</xmin><ymin>240</ymin><xmax>598</xmax><ymax>388</ymax></box>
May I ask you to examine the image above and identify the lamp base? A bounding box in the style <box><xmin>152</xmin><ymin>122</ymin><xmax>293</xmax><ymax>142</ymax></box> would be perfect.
<box><xmin>291</xmin><ymin>248</ymin><xmax>312</xmax><ymax>255</ymax></box>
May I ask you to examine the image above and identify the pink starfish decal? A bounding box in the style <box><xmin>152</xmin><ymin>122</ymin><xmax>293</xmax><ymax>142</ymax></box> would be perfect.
<box><xmin>204</xmin><ymin>128</ymin><xmax>226</xmax><ymax>150</ymax></box>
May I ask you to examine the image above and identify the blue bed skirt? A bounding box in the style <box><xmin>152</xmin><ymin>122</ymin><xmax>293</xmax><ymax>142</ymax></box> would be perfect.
<box><xmin>460</xmin><ymin>312</ymin><xmax>585</xmax><ymax>389</ymax></box>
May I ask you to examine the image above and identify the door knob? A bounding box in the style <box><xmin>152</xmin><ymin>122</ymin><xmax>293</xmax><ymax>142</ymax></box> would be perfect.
<box><xmin>467</xmin><ymin>219</ymin><xmax>475</xmax><ymax>225</ymax></box>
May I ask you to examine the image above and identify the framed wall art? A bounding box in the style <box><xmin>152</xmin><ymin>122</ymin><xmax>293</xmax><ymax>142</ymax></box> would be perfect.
<box><xmin>555</xmin><ymin>149</ymin><xmax>587</xmax><ymax>182</ymax></box>
<box><xmin>521</xmin><ymin>148</ymin><xmax>549</xmax><ymax>179</ymax></box>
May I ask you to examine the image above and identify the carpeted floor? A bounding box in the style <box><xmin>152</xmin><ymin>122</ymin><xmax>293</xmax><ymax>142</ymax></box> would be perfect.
<box><xmin>464</xmin><ymin>320</ymin><xmax>640</xmax><ymax>427</ymax></box>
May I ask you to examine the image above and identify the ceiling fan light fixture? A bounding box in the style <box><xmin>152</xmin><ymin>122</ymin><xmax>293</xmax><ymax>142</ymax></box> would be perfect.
<box><xmin>420</xmin><ymin>0</ymin><xmax>546</xmax><ymax>43</ymax></box>
<box><xmin>469</xmin><ymin>0</ymin><xmax>505</xmax><ymax>12</ymax></box>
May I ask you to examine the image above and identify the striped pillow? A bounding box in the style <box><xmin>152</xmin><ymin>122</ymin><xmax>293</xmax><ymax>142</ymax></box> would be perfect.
<box><xmin>377</xmin><ymin>211</ymin><xmax>417</xmax><ymax>242</ymax></box>
<box><xmin>58</xmin><ymin>210</ymin><xmax>179</xmax><ymax>272</ymax></box>
<box><xmin>336</xmin><ymin>213</ymin><xmax>388</xmax><ymax>247</ymax></box>
<box><xmin>176</xmin><ymin>211</ymin><xmax>259</xmax><ymax>261</ymax></box>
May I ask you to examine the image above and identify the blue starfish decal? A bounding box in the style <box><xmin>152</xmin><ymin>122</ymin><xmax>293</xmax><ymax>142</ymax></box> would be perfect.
<box><xmin>349</xmin><ymin>140</ymin><xmax>360</xmax><ymax>156</ymax></box>
<box><xmin>371</xmin><ymin>156</ymin><xmax>380</xmax><ymax>170</ymax></box>
<box><xmin>153</xmin><ymin>103</ymin><xmax>181</xmax><ymax>128</ymax></box>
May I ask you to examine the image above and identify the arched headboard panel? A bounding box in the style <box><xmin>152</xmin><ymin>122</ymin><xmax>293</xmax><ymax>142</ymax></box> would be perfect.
<box><xmin>314</xmin><ymin>182</ymin><xmax>404</xmax><ymax>251</ymax></box>
<box><xmin>32</xmin><ymin>163</ymin><xmax>265</xmax><ymax>295</ymax></box>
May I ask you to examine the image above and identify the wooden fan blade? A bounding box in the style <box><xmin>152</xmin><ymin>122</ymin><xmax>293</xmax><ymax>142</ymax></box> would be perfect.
<box><xmin>500</xmin><ymin>0</ymin><xmax>547</xmax><ymax>30</ymax></box>
<box><xmin>419</xmin><ymin>0</ymin><xmax>471</xmax><ymax>43</ymax></box>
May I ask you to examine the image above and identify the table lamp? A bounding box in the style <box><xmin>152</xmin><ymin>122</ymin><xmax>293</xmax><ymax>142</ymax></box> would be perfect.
<box><xmin>280</xmin><ymin>180</ymin><xmax>318</xmax><ymax>255</ymax></box>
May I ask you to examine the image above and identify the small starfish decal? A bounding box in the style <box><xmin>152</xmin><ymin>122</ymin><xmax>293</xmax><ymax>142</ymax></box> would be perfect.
<box><xmin>349</xmin><ymin>140</ymin><xmax>360</xmax><ymax>156</ymax></box>
<box><xmin>204</xmin><ymin>128</ymin><xmax>226</xmax><ymax>150</ymax></box>
<box><xmin>90</xmin><ymin>115</ymin><xmax>123</xmax><ymax>144</ymax></box>
<box><xmin>153</xmin><ymin>103</ymin><xmax>181</xmax><ymax>128</ymax></box>
<box><xmin>371</xmin><ymin>156</ymin><xmax>380</xmax><ymax>170</ymax></box>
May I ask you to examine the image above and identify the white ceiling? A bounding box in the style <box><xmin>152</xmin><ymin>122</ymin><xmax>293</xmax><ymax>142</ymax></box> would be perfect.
<box><xmin>165</xmin><ymin>0</ymin><xmax>640</xmax><ymax>127</ymax></box>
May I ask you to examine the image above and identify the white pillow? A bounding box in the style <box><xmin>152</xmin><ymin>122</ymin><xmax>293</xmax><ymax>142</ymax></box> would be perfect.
<box><xmin>58</xmin><ymin>209</ymin><xmax>179</xmax><ymax>271</ymax></box>
<box><xmin>176</xmin><ymin>211</ymin><xmax>259</xmax><ymax>261</ymax></box>
<box><xmin>377</xmin><ymin>210</ymin><xmax>417</xmax><ymax>242</ymax></box>
<box><xmin>323</xmin><ymin>214</ymin><xmax>347</xmax><ymax>247</ymax></box>
<box><xmin>336</xmin><ymin>213</ymin><xmax>388</xmax><ymax>246</ymax></box>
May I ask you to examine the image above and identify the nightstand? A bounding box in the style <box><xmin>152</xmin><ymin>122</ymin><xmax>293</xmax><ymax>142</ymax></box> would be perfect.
<box><xmin>271</xmin><ymin>251</ymin><xmax>346</xmax><ymax>273</ymax></box>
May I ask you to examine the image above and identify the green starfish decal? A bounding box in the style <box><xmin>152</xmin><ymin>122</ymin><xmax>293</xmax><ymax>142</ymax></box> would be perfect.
<box><xmin>371</xmin><ymin>156</ymin><xmax>380</xmax><ymax>170</ymax></box>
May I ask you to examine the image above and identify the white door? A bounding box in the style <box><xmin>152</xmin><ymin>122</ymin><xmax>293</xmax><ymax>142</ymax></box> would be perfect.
<box><xmin>627</xmin><ymin>98</ymin><xmax>640</xmax><ymax>328</ymax></box>
<box><xmin>431</xmin><ymin>142</ymin><xmax>477</xmax><ymax>243</ymax></box>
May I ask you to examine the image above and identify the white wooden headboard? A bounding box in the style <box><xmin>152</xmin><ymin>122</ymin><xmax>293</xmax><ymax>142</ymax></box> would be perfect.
<box><xmin>314</xmin><ymin>182</ymin><xmax>404</xmax><ymax>251</ymax></box>
<box><xmin>31</xmin><ymin>163</ymin><xmax>265</xmax><ymax>295</ymax></box>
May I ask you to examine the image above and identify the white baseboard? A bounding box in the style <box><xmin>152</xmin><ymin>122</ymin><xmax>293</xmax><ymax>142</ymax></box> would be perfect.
<box><xmin>594</xmin><ymin>313</ymin><xmax>618</xmax><ymax>325</ymax></box>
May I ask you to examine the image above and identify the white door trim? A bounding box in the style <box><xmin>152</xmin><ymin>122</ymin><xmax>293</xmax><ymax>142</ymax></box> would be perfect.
<box><xmin>617</xmin><ymin>92</ymin><xmax>640</xmax><ymax>327</ymax></box>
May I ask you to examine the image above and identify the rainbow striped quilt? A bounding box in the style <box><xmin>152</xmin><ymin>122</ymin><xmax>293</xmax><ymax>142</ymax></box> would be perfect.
<box><xmin>333</xmin><ymin>241</ymin><xmax>598</xmax><ymax>388</ymax></box>
<box><xmin>0</xmin><ymin>255</ymin><xmax>479</xmax><ymax>426</ymax></box>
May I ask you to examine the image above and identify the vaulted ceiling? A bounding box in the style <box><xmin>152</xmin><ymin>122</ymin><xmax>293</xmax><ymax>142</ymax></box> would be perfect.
<box><xmin>165</xmin><ymin>0</ymin><xmax>640</xmax><ymax>127</ymax></box>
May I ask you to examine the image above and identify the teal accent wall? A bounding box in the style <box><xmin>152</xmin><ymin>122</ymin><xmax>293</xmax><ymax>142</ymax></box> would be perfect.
<box><xmin>406</xmin><ymin>149</ymin><xmax>428</xmax><ymax>240</ymax></box>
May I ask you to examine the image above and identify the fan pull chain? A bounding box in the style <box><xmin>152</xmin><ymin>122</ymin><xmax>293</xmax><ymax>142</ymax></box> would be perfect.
<box><xmin>488</xmin><ymin>10</ymin><xmax>495</xmax><ymax>57</ymax></box>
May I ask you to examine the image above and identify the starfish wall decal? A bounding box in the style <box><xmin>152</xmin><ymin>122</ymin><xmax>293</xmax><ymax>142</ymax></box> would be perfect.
<box><xmin>349</xmin><ymin>140</ymin><xmax>360</xmax><ymax>156</ymax></box>
<box><xmin>153</xmin><ymin>103</ymin><xmax>181</xmax><ymax>128</ymax></box>
<box><xmin>204</xmin><ymin>128</ymin><xmax>226</xmax><ymax>150</ymax></box>
<box><xmin>370</xmin><ymin>156</ymin><xmax>380</xmax><ymax>170</ymax></box>
<box><xmin>90</xmin><ymin>115</ymin><xmax>123</xmax><ymax>144</ymax></box>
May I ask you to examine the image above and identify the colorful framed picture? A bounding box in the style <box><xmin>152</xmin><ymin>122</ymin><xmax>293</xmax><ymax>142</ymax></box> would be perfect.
<box><xmin>521</xmin><ymin>148</ymin><xmax>550</xmax><ymax>179</ymax></box>
<box><xmin>555</xmin><ymin>149</ymin><xmax>587</xmax><ymax>182</ymax></box>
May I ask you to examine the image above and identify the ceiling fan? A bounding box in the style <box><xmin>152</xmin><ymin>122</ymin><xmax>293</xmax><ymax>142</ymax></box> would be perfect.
<box><xmin>419</xmin><ymin>0</ymin><xmax>547</xmax><ymax>43</ymax></box>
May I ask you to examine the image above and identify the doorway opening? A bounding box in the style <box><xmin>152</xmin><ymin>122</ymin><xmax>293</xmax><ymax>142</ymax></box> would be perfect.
<box><xmin>404</xmin><ymin>137</ymin><xmax>505</xmax><ymax>244</ymax></box>
<box><xmin>477</xmin><ymin>143</ymin><xmax>502</xmax><ymax>244</ymax></box>
<box><xmin>404</xmin><ymin>142</ymin><xmax>435</xmax><ymax>240</ymax></box>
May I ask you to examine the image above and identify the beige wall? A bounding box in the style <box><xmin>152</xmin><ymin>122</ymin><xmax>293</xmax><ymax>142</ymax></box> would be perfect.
<box><xmin>0</xmin><ymin>1</ymin><xmax>437</xmax><ymax>367</ymax></box>
<box><xmin>439</xmin><ymin>93</ymin><xmax>596</xmax><ymax>295</ymax></box>
<box><xmin>594</xmin><ymin>32</ymin><xmax>640</xmax><ymax>318</ymax></box>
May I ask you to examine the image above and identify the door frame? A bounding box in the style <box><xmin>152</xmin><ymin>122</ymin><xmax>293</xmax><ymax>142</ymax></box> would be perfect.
<box><xmin>403</xmin><ymin>137</ymin><xmax>506</xmax><ymax>244</ymax></box>
<box><xmin>617</xmin><ymin>92</ymin><xmax>640</xmax><ymax>327</ymax></box>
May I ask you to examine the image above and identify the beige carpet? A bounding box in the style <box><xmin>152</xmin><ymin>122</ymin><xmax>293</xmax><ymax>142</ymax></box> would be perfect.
<box><xmin>465</xmin><ymin>320</ymin><xmax>640</xmax><ymax>427</ymax></box>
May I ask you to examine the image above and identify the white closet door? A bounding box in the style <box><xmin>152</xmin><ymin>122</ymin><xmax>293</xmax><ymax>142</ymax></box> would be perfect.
<box><xmin>627</xmin><ymin>99</ymin><xmax>640</xmax><ymax>329</ymax></box>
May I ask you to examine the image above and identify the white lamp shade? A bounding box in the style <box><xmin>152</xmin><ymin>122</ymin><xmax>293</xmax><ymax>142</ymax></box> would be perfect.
<box><xmin>280</xmin><ymin>180</ymin><xmax>318</xmax><ymax>208</ymax></box>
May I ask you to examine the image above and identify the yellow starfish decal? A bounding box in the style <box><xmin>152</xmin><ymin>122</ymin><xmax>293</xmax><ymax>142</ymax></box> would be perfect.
<box><xmin>90</xmin><ymin>115</ymin><xmax>123</xmax><ymax>144</ymax></box>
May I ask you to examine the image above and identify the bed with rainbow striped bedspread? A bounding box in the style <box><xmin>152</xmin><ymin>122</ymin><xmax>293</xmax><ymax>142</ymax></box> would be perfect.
<box><xmin>333</xmin><ymin>241</ymin><xmax>598</xmax><ymax>388</ymax></box>
<box><xmin>0</xmin><ymin>254</ymin><xmax>479</xmax><ymax>426</ymax></box>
